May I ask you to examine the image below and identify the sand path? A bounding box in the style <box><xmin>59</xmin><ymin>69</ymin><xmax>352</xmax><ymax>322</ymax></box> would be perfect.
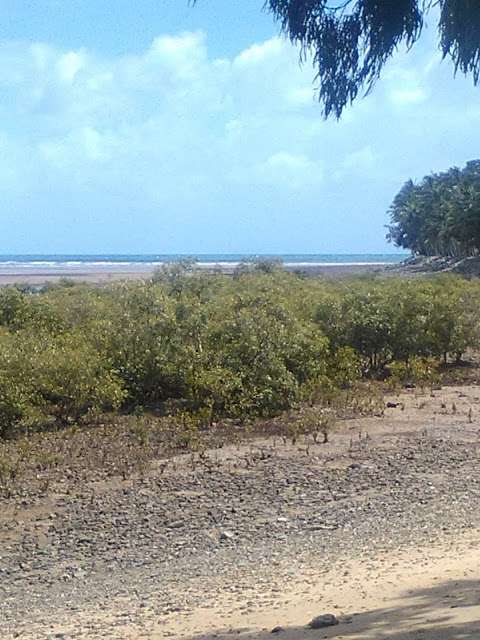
<box><xmin>174</xmin><ymin>533</ymin><xmax>480</xmax><ymax>640</ymax></box>
<box><xmin>38</xmin><ymin>531</ymin><xmax>478</xmax><ymax>639</ymax></box>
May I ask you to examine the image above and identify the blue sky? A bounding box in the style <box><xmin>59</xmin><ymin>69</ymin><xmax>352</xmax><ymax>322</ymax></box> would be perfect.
<box><xmin>0</xmin><ymin>1</ymin><xmax>479</xmax><ymax>254</ymax></box>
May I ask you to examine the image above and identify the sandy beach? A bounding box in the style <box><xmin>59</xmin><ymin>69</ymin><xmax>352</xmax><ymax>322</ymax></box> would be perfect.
<box><xmin>0</xmin><ymin>269</ymin><xmax>154</xmax><ymax>285</ymax></box>
<box><xmin>0</xmin><ymin>263</ymin><xmax>388</xmax><ymax>285</ymax></box>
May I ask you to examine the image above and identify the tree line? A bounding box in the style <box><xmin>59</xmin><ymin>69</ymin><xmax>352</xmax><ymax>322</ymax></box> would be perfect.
<box><xmin>387</xmin><ymin>159</ymin><xmax>480</xmax><ymax>258</ymax></box>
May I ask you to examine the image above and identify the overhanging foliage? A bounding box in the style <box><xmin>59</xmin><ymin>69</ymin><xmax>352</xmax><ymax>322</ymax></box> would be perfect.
<box><xmin>193</xmin><ymin>1</ymin><xmax>480</xmax><ymax>117</ymax></box>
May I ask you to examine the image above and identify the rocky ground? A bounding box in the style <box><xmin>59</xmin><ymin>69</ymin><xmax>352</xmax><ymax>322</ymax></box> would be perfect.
<box><xmin>1</xmin><ymin>385</ymin><xmax>480</xmax><ymax>639</ymax></box>
<box><xmin>387</xmin><ymin>254</ymin><xmax>480</xmax><ymax>276</ymax></box>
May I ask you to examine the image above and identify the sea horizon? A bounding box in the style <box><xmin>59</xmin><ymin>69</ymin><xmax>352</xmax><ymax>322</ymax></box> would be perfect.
<box><xmin>0</xmin><ymin>253</ymin><xmax>408</xmax><ymax>271</ymax></box>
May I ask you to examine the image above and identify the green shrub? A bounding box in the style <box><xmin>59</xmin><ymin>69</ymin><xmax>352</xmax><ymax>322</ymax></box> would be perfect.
<box><xmin>0</xmin><ymin>378</ymin><xmax>36</xmax><ymax>439</ymax></box>
<box><xmin>0</xmin><ymin>271</ymin><xmax>479</xmax><ymax>439</ymax></box>
<box><xmin>0</xmin><ymin>330</ymin><xmax>125</xmax><ymax>436</ymax></box>
<box><xmin>388</xmin><ymin>357</ymin><xmax>440</xmax><ymax>389</ymax></box>
<box><xmin>0</xmin><ymin>288</ymin><xmax>28</xmax><ymax>328</ymax></box>
<box><xmin>31</xmin><ymin>332</ymin><xmax>126</xmax><ymax>424</ymax></box>
<box><xmin>205</xmin><ymin>293</ymin><xmax>329</xmax><ymax>417</ymax></box>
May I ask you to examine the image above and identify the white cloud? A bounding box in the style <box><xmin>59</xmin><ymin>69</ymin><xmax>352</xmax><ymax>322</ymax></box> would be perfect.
<box><xmin>287</xmin><ymin>86</ymin><xmax>314</xmax><ymax>107</ymax></box>
<box><xmin>390</xmin><ymin>87</ymin><xmax>427</xmax><ymax>105</ymax></box>
<box><xmin>231</xmin><ymin>151</ymin><xmax>323</xmax><ymax>190</ymax></box>
<box><xmin>345</xmin><ymin>146</ymin><xmax>376</xmax><ymax>168</ymax></box>
<box><xmin>233</xmin><ymin>38</ymin><xmax>284</xmax><ymax>68</ymax></box>
<box><xmin>0</xmin><ymin>29</ymin><xmax>479</xmax><ymax>253</ymax></box>
<box><xmin>57</xmin><ymin>51</ymin><xmax>86</xmax><ymax>84</ymax></box>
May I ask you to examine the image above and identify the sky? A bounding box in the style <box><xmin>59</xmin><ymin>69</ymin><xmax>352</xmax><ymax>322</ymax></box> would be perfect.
<box><xmin>0</xmin><ymin>1</ymin><xmax>479</xmax><ymax>254</ymax></box>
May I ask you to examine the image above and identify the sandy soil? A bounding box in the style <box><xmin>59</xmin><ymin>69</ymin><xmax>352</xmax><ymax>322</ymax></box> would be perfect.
<box><xmin>10</xmin><ymin>532</ymin><xmax>479</xmax><ymax>640</ymax></box>
<box><xmin>2</xmin><ymin>384</ymin><xmax>480</xmax><ymax>639</ymax></box>
<box><xmin>177</xmin><ymin>537</ymin><xmax>480</xmax><ymax>640</ymax></box>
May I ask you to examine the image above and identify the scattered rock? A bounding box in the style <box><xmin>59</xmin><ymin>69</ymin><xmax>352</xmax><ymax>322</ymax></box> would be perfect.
<box><xmin>219</xmin><ymin>530</ymin><xmax>234</xmax><ymax>541</ymax></box>
<box><xmin>271</xmin><ymin>626</ymin><xmax>285</xmax><ymax>633</ymax></box>
<box><xmin>308</xmin><ymin>614</ymin><xmax>339</xmax><ymax>629</ymax></box>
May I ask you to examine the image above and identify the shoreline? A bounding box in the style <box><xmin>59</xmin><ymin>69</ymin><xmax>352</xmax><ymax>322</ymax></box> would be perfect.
<box><xmin>0</xmin><ymin>263</ymin><xmax>388</xmax><ymax>285</ymax></box>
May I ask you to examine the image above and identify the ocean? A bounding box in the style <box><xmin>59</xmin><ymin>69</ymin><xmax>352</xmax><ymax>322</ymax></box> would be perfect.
<box><xmin>0</xmin><ymin>254</ymin><xmax>407</xmax><ymax>273</ymax></box>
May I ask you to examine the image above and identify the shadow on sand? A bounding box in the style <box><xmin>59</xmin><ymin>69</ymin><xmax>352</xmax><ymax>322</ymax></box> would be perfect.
<box><xmin>183</xmin><ymin>578</ymin><xmax>480</xmax><ymax>640</ymax></box>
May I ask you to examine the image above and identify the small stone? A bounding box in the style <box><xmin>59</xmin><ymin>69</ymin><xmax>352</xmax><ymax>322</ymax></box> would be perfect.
<box><xmin>271</xmin><ymin>626</ymin><xmax>284</xmax><ymax>633</ymax></box>
<box><xmin>308</xmin><ymin>614</ymin><xmax>339</xmax><ymax>629</ymax></box>
<box><xmin>219</xmin><ymin>530</ymin><xmax>234</xmax><ymax>541</ymax></box>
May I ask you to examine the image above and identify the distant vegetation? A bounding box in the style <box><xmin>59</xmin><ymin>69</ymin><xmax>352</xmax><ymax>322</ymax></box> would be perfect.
<box><xmin>0</xmin><ymin>268</ymin><xmax>479</xmax><ymax>440</ymax></box>
<box><xmin>387</xmin><ymin>160</ymin><xmax>480</xmax><ymax>258</ymax></box>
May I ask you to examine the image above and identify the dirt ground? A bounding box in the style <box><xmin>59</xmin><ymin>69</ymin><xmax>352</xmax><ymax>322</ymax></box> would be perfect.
<box><xmin>2</xmin><ymin>384</ymin><xmax>480</xmax><ymax>639</ymax></box>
